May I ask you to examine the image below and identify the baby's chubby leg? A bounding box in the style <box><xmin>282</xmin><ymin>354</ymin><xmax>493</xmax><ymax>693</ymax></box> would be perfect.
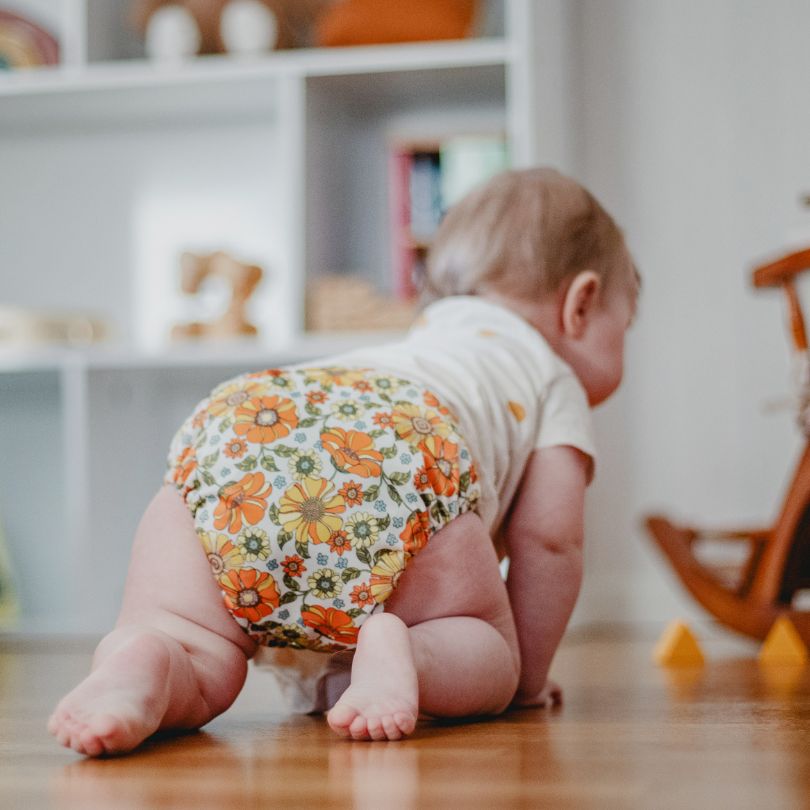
<box><xmin>327</xmin><ymin>512</ymin><xmax>520</xmax><ymax>741</ymax></box>
<box><xmin>49</xmin><ymin>486</ymin><xmax>256</xmax><ymax>756</ymax></box>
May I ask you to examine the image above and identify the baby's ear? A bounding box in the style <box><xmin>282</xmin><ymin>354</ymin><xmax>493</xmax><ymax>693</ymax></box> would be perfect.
<box><xmin>561</xmin><ymin>271</ymin><xmax>601</xmax><ymax>339</ymax></box>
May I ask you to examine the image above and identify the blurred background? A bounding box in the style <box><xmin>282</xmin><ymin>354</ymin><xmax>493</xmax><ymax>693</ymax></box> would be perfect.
<box><xmin>1</xmin><ymin>0</ymin><xmax>809</xmax><ymax>636</ymax></box>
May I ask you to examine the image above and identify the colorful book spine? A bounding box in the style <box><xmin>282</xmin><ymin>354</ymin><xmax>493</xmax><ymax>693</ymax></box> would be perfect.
<box><xmin>388</xmin><ymin>147</ymin><xmax>418</xmax><ymax>300</ymax></box>
<box><xmin>388</xmin><ymin>135</ymin><xmax>509</xmax><ymax>301</ymax></box>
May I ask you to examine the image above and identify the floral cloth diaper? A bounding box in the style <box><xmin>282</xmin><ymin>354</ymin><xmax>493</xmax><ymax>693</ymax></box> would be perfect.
<box><xmin>164</xmin><ymin>366</ymin><xmax>480</xmax><ymax>652</ymax></box>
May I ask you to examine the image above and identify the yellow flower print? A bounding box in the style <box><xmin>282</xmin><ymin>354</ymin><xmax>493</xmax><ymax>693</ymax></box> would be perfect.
<box><xmin>370</xmin><ymin>551</ymin><xmax>407</xmax><ymax>603</ymax></box>
<box><xmin>279</xmin><ymin>477</ymin><xmax>345</xmax><ymax>544</ymax></box>
<box><xmin>392</xmin><ymin>403</ymin><xmax>449</xmax><ymax>446</ymax></box>
<box><xmin>237</xmin><ymin>527</ymin><xmax>270</xmax><ymax>561</ymax></box>
<box><xmin>303</xmin><ymin>367</ymin><xmax>369</xmax><ymax>387</ymax></box>
<box><xmin>277</xmin><ymin>624</ymin><xmax>309</xmax><ymax>646</ymax></box>
<box><xmin>288</xmin><ymin>449</ymin><xmax>323</xmax><ymax>481</ymax></box>
<box><xmin>344</xmin><ymin>512</ymin><xmax>381</xmax><ymax>549</ymax></box>
<box><xmin>208</xmin><ymin>380</ymin><xmax>265</xmax><ymax>417</ymax></box>
<box><xmin>197</xmin><ymin>530</ymin><xmax>244</xmax><ymax>577</ymax></box>
<box><xmin>307</xmin><ymin>567</ymin><xmax>343</xmax><ymax>599</ymax></box>
<box><xmin>371</xmin><ymin>375</ymin><xmax>400</xmax><ymax>395</ymax></box>
<box><xmin>331</xmin><ymin>399</ymin><xmax>363</xmax><ymax>421</ymax></box>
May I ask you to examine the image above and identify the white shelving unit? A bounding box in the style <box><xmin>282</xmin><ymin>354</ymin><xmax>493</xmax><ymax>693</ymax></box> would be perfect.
<box><xmin>0</xmin><ymin>0</ymin><xmax>563</xmax><ymax>633</ymax></box>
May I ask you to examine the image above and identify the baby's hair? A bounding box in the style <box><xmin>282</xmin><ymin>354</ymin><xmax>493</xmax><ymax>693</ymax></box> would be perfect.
<box><xmin>422</xmin><ymin>167</ymin><xmax>634</xmax><ymax>305</ymax></box>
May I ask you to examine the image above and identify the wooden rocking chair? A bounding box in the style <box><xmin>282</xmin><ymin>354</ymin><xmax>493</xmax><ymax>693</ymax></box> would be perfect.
<box><xmin>647</xmin><ymin>247</ymin><xmax>810</xmax><ymax>644</ymax></box>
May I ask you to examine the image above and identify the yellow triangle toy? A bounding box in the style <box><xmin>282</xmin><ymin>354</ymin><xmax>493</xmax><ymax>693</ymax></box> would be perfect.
<box><xmin>653</xmin><ymin>620</ymin><xmax>705</xmax><ymax>666</ymax></box>
<box><xmin>758</xmin><ymin>616</ymin><xmax>809</xmax><ymax>666</ymax></box>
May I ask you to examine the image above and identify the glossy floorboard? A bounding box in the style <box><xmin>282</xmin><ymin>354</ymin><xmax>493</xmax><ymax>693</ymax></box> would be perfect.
<box><xmin>2</xmin><ymin>625</ymin><xmax>809</xmax><ymax>809</ymax></box>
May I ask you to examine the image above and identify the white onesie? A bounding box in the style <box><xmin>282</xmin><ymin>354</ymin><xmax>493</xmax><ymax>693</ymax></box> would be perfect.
<box><xmin>327</xmin><ymin>294</ymin><xmax>597</xmax><ymax>540</ymax></box>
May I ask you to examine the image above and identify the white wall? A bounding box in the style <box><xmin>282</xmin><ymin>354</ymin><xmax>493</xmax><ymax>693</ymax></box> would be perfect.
<box><xmin>566</xmin><ymin>0</ymin><xmax>810</xmax><ymax>627</ymax></box>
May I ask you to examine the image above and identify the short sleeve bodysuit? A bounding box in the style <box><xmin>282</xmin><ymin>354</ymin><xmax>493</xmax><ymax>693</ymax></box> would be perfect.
<box><xmin>326</xmin><ymin>295</ymin><xmax>597</xmax><ymax>541</ymax></box>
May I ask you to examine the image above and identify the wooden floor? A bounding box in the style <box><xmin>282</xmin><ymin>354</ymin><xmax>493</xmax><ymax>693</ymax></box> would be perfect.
<box><xmin>2</xmin><ymin>625</ymin><xmax>809</xmax><ymax>809</ymax></box>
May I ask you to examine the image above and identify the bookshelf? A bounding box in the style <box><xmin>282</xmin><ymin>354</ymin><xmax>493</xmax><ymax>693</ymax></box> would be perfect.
<box><xmin>0</xmin><ymin>0</ymin><xmax>568</xmax><ymax>633</ymax></box>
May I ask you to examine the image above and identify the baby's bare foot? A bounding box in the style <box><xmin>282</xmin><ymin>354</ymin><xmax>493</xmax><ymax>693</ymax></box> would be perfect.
<box><xmin>327</xmin><ymin>614</ymin><xmax>418</xmax><ymax>741</ymax></box>
<box><xmin>48</xmin><ymin>632</ymin><xmax>172</xmax><ymax>756</ymax></box>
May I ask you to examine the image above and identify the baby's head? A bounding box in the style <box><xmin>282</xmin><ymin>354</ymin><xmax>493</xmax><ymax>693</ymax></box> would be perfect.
<box><xmin>424</xmin><ymin>167</ymin><xmax>639</xmax><ymax>405</ymax></box>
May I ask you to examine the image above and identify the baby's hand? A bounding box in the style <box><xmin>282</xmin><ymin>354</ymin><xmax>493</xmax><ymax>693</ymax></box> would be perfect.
<box><xmin>511</xmin><ymin>679</ymin><xmax>563</xmax><ymax>709</ymax></box>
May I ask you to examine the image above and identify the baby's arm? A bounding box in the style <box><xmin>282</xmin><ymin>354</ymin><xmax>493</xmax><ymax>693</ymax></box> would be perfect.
<box><xmin>503</xmin><ymin>445</ymin><xmax>589</xmax><ymax>706</ymax></box>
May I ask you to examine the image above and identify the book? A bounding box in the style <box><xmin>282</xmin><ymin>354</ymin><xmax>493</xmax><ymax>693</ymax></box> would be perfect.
<box><xmin>388</xmin><ymin>146</ymin><xmax>419</xmax><ymax>299</ymax></box>
<box><xmin>388</xmin><ymin>134</ymin><xmax>509</xmax><ymax>301</ymax></box>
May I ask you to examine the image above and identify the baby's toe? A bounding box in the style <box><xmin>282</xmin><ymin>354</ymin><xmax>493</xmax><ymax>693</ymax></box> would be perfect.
<box><xmin>78</xmin><ymin>730</ymin><xmax>105</xmax><ymax>758</ymax></box>
<box><xmin>348</xmin><ymin>713</ymin><xmax>370</xmax><ymax>740</ymax></box>
<box><xmin>393</xmin><ymin>710</ymin><xmax>416</xmax><ymax>736</ymax></box>
<box><xmin>327</xmin><ymin>703</ymin><xmax>358</xmax><ymax>737</ymax></box>
<box><xmin>381</xmin><ymin>715</ymin><xmax>403</xmax><ymax>741</ymax></box>
<box><xmin>365</xmin><ymin>716</ymin><xmax>386</xmax><ymax>741</ymax></box>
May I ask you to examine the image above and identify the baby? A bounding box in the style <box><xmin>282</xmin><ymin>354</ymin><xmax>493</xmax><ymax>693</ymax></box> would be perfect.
<box><xmin>49</xmin><ymin>167</ymin><xmax>638</xmax><ymax>754</ymax></box>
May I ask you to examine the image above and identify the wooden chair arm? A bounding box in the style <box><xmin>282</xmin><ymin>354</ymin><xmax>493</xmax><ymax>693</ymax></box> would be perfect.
<box><xmin>752</xmin><ymin>248</ymin><xmax>810</xmax><ymax>352</ymax></box>
<box><xmin>695</xmin><ymin>528</ymin><xmax>770</xmax><ymax>543</ymax></box>
<box><xmin>752</xmin><ymin>247</ymin><xmax>810</xmax><ymax>288</ymax></box>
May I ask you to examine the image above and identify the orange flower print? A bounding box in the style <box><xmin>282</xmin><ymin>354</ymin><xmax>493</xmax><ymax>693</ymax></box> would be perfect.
<box><xmin>172</xmin><ymin>446</ymin><xmax>197</xmax><ymax>487</ymax></box>
<box><xmin>279</xmin><ymin>477</ymin><xmax>345</xmax><ymax>544</ymax></box>
<box><xmin>192</xmin><ymin>410</ymin><xmax>207</xmax><ymax>430</ymax></box>
<box><xmin>301</xmin><ymin>605</ymin><xmax>359</xmax><ymax>645</ymax></box>
<box><xmin>423</xmin><ymin>390</ymin><xmax>453</xmax><ymax>417</ymax></box>
<box><xmin>306</xmin><ymin>390</ymin><xmax>328</xmax><ymax>406</ymax></box>
<box><xmin>469</xmin><ymin>462</ymin><xmax>478</xmax><ymax>484</ymax></box>
<box><xmin>223</xmin><ymin>438</ymin><xmax>248</xmax><ymax>459</ymax></box>
<box><xmin>198</xmin><ymin>530</ymin><xmax>244</xmax><ymax>577</ymax></box>
<box><xmin>327</xmin><ymin>530</ymin><xmax>351</xmax><ymax>556</ymax></box>
<box><xmin>392</xmin><ymin>403</ymin><xmax>449</xmax><ymax>446</ymax></box>
<box><xmin>413</xmin><ymin>466</ymin><xmax>431</xmax><ymax>491</ymax></box>
<box><xmin>234</xmin><ymin>396</ymin><xmax>299</xmax><ymax>444</ymax></box>
<box><xmin>208</xmin><ymin>380</ymin><xmax>265</xmax><ymax>417</ymax></box>
<box><xmin>247</xmin><ymin>368</ymin><xmax>289</xmax><ymax>387</ymax></box>
<box><xmin>282</xmin><ymin>554</ymin><xmax>307</xmax><ymax>578</ymax></box>
<box><xmin>352</xmin><ymin>380</ymin><xmax>373</xmax><ymax>393</ymax></box>
<box><xmin>369</xmin><ymin>551</ymin><xmax>407</xmax><ymax>603</ymax></box>
<box><xmin>320</xmin><ymin>428</ymin><xmax>384</xmax><ymax>478</ymax></box>
<box><xmin>400</xmin><ymin>510</ymin><xmax>431</xmax><ymax>556</ymax></box>
<box><xmin>219</xmin><ymin>568</ymin><xmax>280</xmax><ymax>623</ymax></box>
<box><xmin>372</xmin><ymin>412</ymin><xmax>394</xmax><ymax>429</ymax></box>
<box><xmin>420</xmin><ymin>436</ymin><xmax>460</xmax><ymax>497</ymax></box>
<box><xmin>338</xmin><ymin>480</ymin><xmax>364</xmax><ymax>507</ymax></box>
<box><xmin>213</xmin><ymin>472</ymin><xmax>272</xmax><ymax>534</ymax></box>
<box><xmin>350</xmin><ymin>581</ymin><xmax>374</xmax><ymax>608</ymax></box>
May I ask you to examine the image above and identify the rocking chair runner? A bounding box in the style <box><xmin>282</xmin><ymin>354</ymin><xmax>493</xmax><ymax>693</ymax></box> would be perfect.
<box><xmin>647</xmin><ymin>247</ymin><xmax>810</xmax><ymax>644</ymax></box>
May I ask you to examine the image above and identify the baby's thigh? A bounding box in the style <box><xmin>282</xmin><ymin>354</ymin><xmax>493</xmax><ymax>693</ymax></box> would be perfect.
<box><xmin>385</xmin><ymin>512</ymin><xmax>514</xmax><ymax>637</ymax></box>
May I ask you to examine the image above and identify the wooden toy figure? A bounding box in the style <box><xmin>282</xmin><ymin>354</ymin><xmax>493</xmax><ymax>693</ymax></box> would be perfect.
<box><xmin>172</xmin><ymin>251</ymin><xmax>263</xmax><ymax>340</ymax></box>
<box><xmin>647</xmin><ymin>247</ymin><xmax>810</xmax><ymax>645</ymax></box>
